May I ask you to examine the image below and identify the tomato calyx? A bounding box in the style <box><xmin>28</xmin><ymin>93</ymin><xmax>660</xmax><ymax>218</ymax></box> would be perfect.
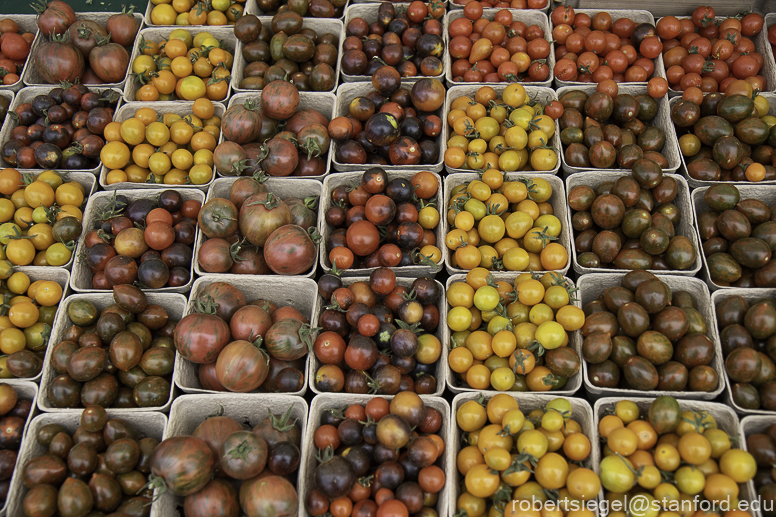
<box><xmin>307</xmin><ymin>226</ymin><xmax>322</xmax><ymax>245</ymax></box>
<box><xmin>246</xmin><ymin>191</ymin><xmax>280</xmax><ymax>210</ymax></box>
<box><xmin>316</xmin><ymin>444</ymin><xmax>335</xmax><ymax>465</ymax></box>
<box><xmin>299</xmin><ymin>323</ymin><xmax>321</xmax><ymax>353</ymax></box>
<box><xmin>396</xmin><ymin>319</ymin><xmax>423</xmax><ymax>335</ymax></box>
<box><xmin>270</xmin><ymin>404</ymin><xmax>300</xmax><ymax>432</ymax></box>
<box><xmin>303</xmin><ymin>195</ymin><xmax>319</xmax><ymax>210</ymax></box>
<box><xmin>364</xmin><ymin>371</ymin><xmax>382</xmax><ymax>394</ymax></box>
<box><xmin>680</xmin><ymin>410</ymin><xmax>714</xmax><ymax>433</ymax></box>
<box><xmin>356</xmin><ymin>474</ymin><xmax>374</xmax><ymax>488</ymax></box>
<box><xmin>192</xmin><ymin>295</ymin><xmax>219</xmax><ymax>315</ymax></box>
<box><xmin>139</xmin><ymin>473</ymin><xmax>169</xmax><ymax>501</ymax></box>
<box><xmin>223</xmin><ymin>438</ymin><xmax>258</xmax><ymax>463</ymax></box>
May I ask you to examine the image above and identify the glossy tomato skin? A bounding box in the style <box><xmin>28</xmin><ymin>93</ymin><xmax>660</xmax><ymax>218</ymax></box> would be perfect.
<box><xmin>151</xmin><ymin>436</ymin><xmax>215</xmax><ymax>496</ymax></box>
<box><xmin>263</xmin><ymin>224</ymin><xmax>317</xmax><ymax>275</ymax></box>
<box><xmin>173</xmin><ymin>313</ymin><xmax>231</xmax><ymax>364</ymax></box>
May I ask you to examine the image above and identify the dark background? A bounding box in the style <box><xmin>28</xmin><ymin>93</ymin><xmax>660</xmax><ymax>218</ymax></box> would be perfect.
<box><xmin>1</xmin><ymin>0</ymin><xmax>150</xmax><ymax>15</ymax></box>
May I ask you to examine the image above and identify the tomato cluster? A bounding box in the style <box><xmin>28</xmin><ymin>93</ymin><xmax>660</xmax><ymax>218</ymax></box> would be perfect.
<box><xmin>552</xmin><ymin>7</ymin><xmax>664</xmax><ymax>88</ymax></box>
<box><xmin>583</xmin><ymin>271</ymin><xmax>718</xmax><ymax>393</ymax></box>
<box><xmin>446</xmin><ymin>176</ymin><xmax>567</xmax><ymax>272</ymax></box>
<box><xmin>660</xmin><ymin>8</ymin><xmax>767</xmax><ymax>93</ymax></box>
<box><xmin>448</xmin><ymin>271</ymin><xmax>584</xmax><ymax>391</ymax></box>
<box><xmin>698</xmin><ymin>184</ymin><xmax>776</xmax><ymax>287</ymax></box>
<box><xmin>674</xmin><ymin>82</ymin><xmax>774</xmax><ymax>183</ymax></box>
<box><xmin>235</xmin><ymin>12</ymin><xmax>339</xmax><ymax>92</ymax></box>
<box><xmin>342</xmin><ymin>1</ymin><xmax>445</xmax><ymax>78</ymax></box>
<box><xmin>0</xmin><ymin>18</ymin><xmax>33</xmax><ymax>85</ymax></box>
<box><xmin>568</xmin><ymin>170</ymin><xmax>697</xmax><ymax>272</ymax></box>
<box><xmin>598</xmin><ymin>397</ymin><xmax>756</xmax><ymax>515</ymax></box>
<box><xmin>0</xmin><ymin>383</ymin><xmax>32</xmax><ymax>506</ymax></box>
<box><xmin>449</xmin><ymin>8</ymin><xmax>550</xmax><ymax>83</ymax></box>
<box><xmin>173</xmin><ymin>280</ymin><xmax>310</xmax><ymax>393</ymax></box>
<box><xmin>47</xmin><ymin>285</ymin><xmax>177</xmax><ymax>409</ymax></box>
<box><xmin>715</xmin><ymin>293</ymin><xmax>776</xmax><ymax>410</ymax></box>
<box><xmin>0</xmin><ymin>271</ymin><xmax>63</xmax><ymax>380</ymax></box>
<box><xmin>197</xmin><ymin>177</ymin><xmax>319</xmax><ymax>275</ymax></box>
<box><xmin>333</xmin><ymin>78</ymin><xmax>445</xmax><ymax>167</ymax></box>
<box><xmin>154</xmin><ymin>405</ymin><xmax>303</xmax><ymax>516</ymax></box>
<box><xmin>130</xmin><ymin>29</ymin><xmax>232</xmax><ymax>101</ymax></box>
<box><xmin>103</xmin><ymin>100</ymin><xmax>219</xmax><ymax>186</ymax></box>
<box><xmin>150</xmin><ymin>0</ymin><xmax>245</xmax><ymax>26</ymax></box>
<box><xmin>324</xmin><ymin>169</ymin><xmax>441</xmax><ymax>271</ymax></box>
<box><xmin>444</xmin><ymin>85</ymin><xmax>559</xmax><ymax>172</ymax></box>
<box><xmin>455</xmin><ymin>395</ymin><xmax>596</xmax><ymax>517</ymax></box>
<box><xmin>560</xmin><ymin>87</ymin><xmax>671</xmax><ymax>170</ymax></box>
<box><xmin>451</xmin><ymin>0</ymin><xmax>547</xmax><ymax>9</ymax></box>
<box><xmin>82</xmin><ymin>190</ymin><xmax>201</xmax><ymax>290</ymax></box>
<box><xmin>19</xmin><ymin>405</ymin><xmax>157</xmax><ymax>517</ymax></box>
<box><xmin>2</xmin><ymin>85</ymin><xmax>120</xmax><ymax>171</ymax></box>
<box><xmin>746</xmin><ymin>425</ymin><xmax>776</xmax><ymax>510</ymax></box>
<box><xmin>314</xmin><ymin>270</ymin><xmax>442</xmax><ymax>394</ymax></box>
<box><xmin>0</xmin><ymin>169</ymin><xmax>85</xmax><ymax>268</ymax></box>
<box><xmin>307</xmin><ymin>394</ymin><xmax>446</xmax><ymax>517</ymax></box>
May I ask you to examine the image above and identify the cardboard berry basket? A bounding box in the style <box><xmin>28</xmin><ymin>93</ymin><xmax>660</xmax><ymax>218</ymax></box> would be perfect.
<box><xmin>0</xmin><ymin>86</ymin><xmax>124</xmax><ymax>175</ymax></box>
<box><xmin>37</xmin><ymin>291</ymin><xmax>186</xmax><ymax>413</ymax></box>
<box><xmin>548</xmin><ymin>9</ymin><xmax>667</xmax><ymax>90</ymax></box>
<box><xmin>441</xmin><ymin>84</ymin><xmax>561</xmax><ymax>175</ymax></box>
<box><xmin>231</xmin><ymin>16</ymin><xmax>344</xmax><ymax>94</ymax></box>
<box><xmin>70</xmin><ymin>188</ymin><xmax>206</xmax><ymax>294</ymax></box>
<box><xmin>675</xmin><ymin>92</ymin><xmax>776</xmax><ymax>188</ymax></box>
<box><xmin>22</xmin><ymin>11</ymin><xmax>144</xmax><ymax>91</ymax></box>
<box><xmin>332</xmin><ymin>80</ymin><xmax>445</xmax><ymax>172</ymax></box>
<box><xmin>123</xmin><ymin>26</ymin><xmax>234</xmax><ymax>102</ymax></box>
<box><xmin>150</xmin><ymin>394</ymin><xmax>307</xmax><ymax>517</ymax></box>
<box><xmin>98</xmin><ymin>100</ymin><xmax>227</xmax><ymax>191</ymax></box>
<box><xmin>450</xmin><ymin>393</ymin><xmax>596</xmax><ymax>517</ymax></box>
<box><xmin>711</xmin><ymin>287</ymin><xmax>776</xmax><ymax>415</ymax></box>
<box><xmin>579</xmin><ymin>273</ymin><xmax>725</xmax><ymax>401</ymax></box>
<box><xmin>442</xmin><ymin>172</ymin><xmax>571</xmax><ymax>276</ymax></box>
<box><xmin>343</xmin><ymin>3</ymin><xmax>447</xmax><ymax>84</ymax></box>
<box><xmin>193</xmin><ymin>176</ymin><xmax>323</xmax><ymax>278</ymax></box>
<box><xmin>144</xmin><ymin>0</ymin><xmax>259</xmax><ymax>26</ymax></box>
<box><xmin>691</xmin><ymin>185</ymin><xmax>776</xmax><ymax>291</ymax></box>
<box><xmin>0</xmin><ymin>380</ymin><xmax>37</xmax><ymax>516</ymax></box>
<box><xmin>223</xmin><ymin>91</ymin><xmax>337</xmax><ymax>181</ymax></box>
<box><xmin>319</xmin><ymin>170</ymin><xmax>445</xmax><ymax>277</ymax></box>
<box><xmin>443</xmin><ymin>273</ymin><xmax>583</xmax><ymax>395</ymax></box>
<box><xmin>444</xmin><ymin>9</ymin><xmax>554</xmax><ymax>88</ymax></box>
<box><xmin>0</xmin><ymin>15</ymin><xmax>38</xmax><ymax>92</ymax></box>
<box><xmin>0</xmin><ymin>267</ymin><xmax>70</xmax><ymax>385</ymax></box>
<box><xmin>740</xmin><ymin>414</ymin><xmax>776</xmax><ymax>517</ymax></box>
<box><xmin>301</xmin><ymin>394</ymin><xmax>449</xmax><ymax>517</ymax></box>
<box><xmin>566</xmin><ymin>171</ymin><xmax>700</xmax><ymax>276</ymax></box>
<box><xmin>308</xmin><ymin>275</ymin><xmax>447</xmax><ymax>396</ymax></box>
<box><xmin>7</xmin><ymin>410</ymin><xmax>167</xmax><ymax>517</ymax></box>
<box><xmin>173</xmin><ymin>275</ymin><xmax>319</xmax><ymax>397</ymax></box>
<box><xmin>556</xmin><ymin>83</ymin><xmax>681</xmax><ymax>176</ymax></box>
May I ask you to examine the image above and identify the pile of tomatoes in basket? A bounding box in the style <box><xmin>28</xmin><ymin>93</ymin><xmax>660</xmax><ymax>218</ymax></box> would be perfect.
<box><xmin>0</xmin><ymin>18</ymin><xmax>34</xmax><ymax>85</ymax></box>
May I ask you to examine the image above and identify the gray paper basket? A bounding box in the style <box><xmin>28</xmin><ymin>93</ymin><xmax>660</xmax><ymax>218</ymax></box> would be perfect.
<box><xmin>23</xmin><ymin>12</ymin><xmax>144</xmax><ymax>90</ymax></box>
<box><xmin>442</xmin><ymin>84</ymin><xmax>561</xmax><ymax>175</ymax></box>
<box><xmin>579</xmin><ymin>273</ymin><xmax>725</xmax><ymax>400</ymax></box>
<box><xmin>445</xmin><ymin>9</ymin><xmax>553</xmax><ymax>87</ymax></box>
<box><xmin>70</xmin><ymin>188</ymin><xmax>206</xmax><ymax>294</ymax></box>
<box><xmin>0</xmin><ymin>86</ymin><xmax>123</xmax><ymax>174</ymax></box>
<box><xmin>7</xmin><ymin>410</ymin><xmax>167</xmax><ymax>517</ymax></box>
<box><xmin>98</xmin><ymin>100</ymin><xmax>226</xmax><ymax>191</ymax></box>
<box><xmin>308</xmin><ymin>276</ymin><xmax>446</xmax><ymax>396</ymax></box>
<box><xmin>0</xmin><ymin>15</ymin><xmax>37</xmax><ymax>92</ymax></box>
<box><xmin>575</xmin><ymin>0</ymin><xmax>757</xmax><ymax>18</ymax></box>
<box><xmin>1</xmin><ymin>267</ymin><xmax>70</xmax><ymax>384</ymax></box>
<box><xmin>450</xmin><ymin>393</ymin><xmax>596</xmax><ymax>517</ymax></box>
<box><xmin>0</xmin><ymin>380</ymin><xmax>37</xmax><ymax>517</ymax></box>
<box><xmin>711</xmin><ymin>288</ymin><xmax>776</xmax><ymax>415</ymax></box>
<box><xmin>123</xmin><ymin>26</ymin><xmax>235</xmax><ymax>102</ymax></box>
<box><xmin>443</xmin><ymin>173</ymin><xmax>571</xmax><ymax>276</ymax></box>
<box><xmin>224</xmin><ymin>91</ymin><xmax>336</xmax><ymax>180</ymax></box>
<box><xmin>342</xmin><ymin>4</ymin><xmax>447</xmax><ymax>83</ymax></box>
<box><xmin>557</xmin><ymin>83</ymin><xmax>681</xmax><ymax>176</ymax></box>
<box><xmin>151</xmin><ymin>394</ymin><xmax>307</xmax><ymax>517</ymax></box>
<box><xmin>443</xmin><ymin>273</ymin><xmax>583</xmax><ymax>395</ymax></box>
<box><xmin>194</xmin><ymin>177</ymin><xmax>323</xmax><ymax>278</ymax></box>
<box><xmin>565</xmin><ymin>171</ymin><xmax>701</xmax><ymax>276</ymax></box>
<box><xmin>174</xmin><ymin>275</ymin><xmax>318</xmax><ymax>397</ymax></box>
<box><xmin>144</xmin><ymin>0</ymin><xmax>259</xmax><ymax>26</ymax></box>
<box><xmin>319</xmin><ymin>170</ymin><xmax>445</xmax><ymax>277</ymax></box>
<box><xmin>550</xmin><ymin>10</ymin><xmax>666</xmax><ymax>90</ymax></box>
<box><xmin>691</xmin><ymin>186</ymin><xmax>776</xmax><ymax>291</ymax></box>
<box><xmin>231</xmin><ymin>16</ymin><xmax>343</xmax><ymax>94</ymax></box>
<box><xmin>676</xmin><ymin>93</ymin><xmax>776</xmax><ymax>188</ymax></box>
<box><xmin>740</xmin><ymin>414</ymin><xmax>776</xmax><ymax>517</ymax></box>
<box><xmin>302</xmin><ymin>394</ymin><xmax>449</xmax><ymax>517</ymax></box>
<box><xmin>332</xmin><ymin>80</ymin><xmax>445</xmax><ymax>172</ymax></box>
<box><xmin>38</xmin><ymin>292</ymin><xmax>186</xmax><ymax>413</ymax></box>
